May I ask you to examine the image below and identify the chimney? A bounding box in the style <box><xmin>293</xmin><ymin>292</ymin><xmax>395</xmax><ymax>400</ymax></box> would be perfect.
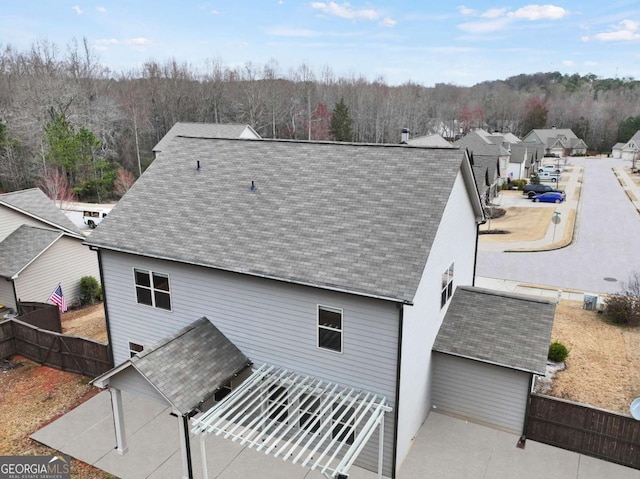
<box><xmin>401</xmin><ymin>128</ymin><xmax>410</xmax><ymax>144</ymax></box>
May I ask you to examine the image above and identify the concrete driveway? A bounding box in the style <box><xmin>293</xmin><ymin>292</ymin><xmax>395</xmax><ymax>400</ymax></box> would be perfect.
<box><xmin>477</xmin><ymin>157</ymin><xmax>640</xmax><ymax>295</ymax></box>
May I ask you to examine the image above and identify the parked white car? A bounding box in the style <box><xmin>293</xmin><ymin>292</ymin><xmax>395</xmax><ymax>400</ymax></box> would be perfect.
<box><xmin>537</xmin><ymin>171</ymin><xmax>561</xmax><ymax>183</ymax></box>
<box><xmin>538</xmin><ymin>164</ymin><xmax>563</xmax><ymax>174</ymax></box>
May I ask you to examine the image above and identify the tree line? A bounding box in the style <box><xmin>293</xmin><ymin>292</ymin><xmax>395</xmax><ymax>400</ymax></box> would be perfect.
<box><xmin>1</xmin><ymin>38</ymin><xmax>640</xmax><ymax>201</ymax></box>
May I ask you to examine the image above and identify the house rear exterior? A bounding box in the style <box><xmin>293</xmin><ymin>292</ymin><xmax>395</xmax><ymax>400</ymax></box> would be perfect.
<box><xmin>86</xmin><ymin>138</ymin><xmax>484</xmax><ymax>477</ymax></box>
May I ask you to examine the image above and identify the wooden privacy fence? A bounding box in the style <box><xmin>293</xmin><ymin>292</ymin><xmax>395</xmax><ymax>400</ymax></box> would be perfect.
<box><xmin>0</xmin><ymin>318</ymin><xmax>111</xmax><ymax>378</ymax></box>
<box><xmin>527</xmin><ymin>393</ymin><xmax>640</xmax><ymax>470</ymax></box>
<box><xmin>17</xmin><ymin>301</ymin><xmax>62</xmax><ymax>333</ymax></box>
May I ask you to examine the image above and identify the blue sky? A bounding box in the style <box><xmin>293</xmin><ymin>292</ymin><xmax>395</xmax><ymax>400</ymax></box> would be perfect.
<box><xmin>2</xmin><ymin>1</ymin><xmax>639</xmax><ymax>86</ymax></box>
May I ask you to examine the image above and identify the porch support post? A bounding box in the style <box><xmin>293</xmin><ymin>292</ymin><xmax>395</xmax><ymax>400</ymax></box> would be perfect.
<box><xmin>200</xmin><ymin>433</ymin><xmax>209</xmax><ymax>479</ymax></box>
<box><xmin>177</xmin><ymin>413</ymin><xmax>194</xmax><ymax>479</ymax></box>
<box><xmin>377</xmin><ymin>415</ymin><xmax>384</xmax><ymax>479</ymax></box>
<box><xmin>110</xmin><ymin>388</ymin><xmax>128</xmax><ymax>455</ymax></box>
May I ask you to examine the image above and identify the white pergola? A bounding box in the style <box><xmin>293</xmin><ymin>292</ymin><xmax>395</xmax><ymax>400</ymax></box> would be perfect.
<box><xmin>192</xmin><ymin>364</ymin><xmax>392</xmax><ymax>479</ymax></box>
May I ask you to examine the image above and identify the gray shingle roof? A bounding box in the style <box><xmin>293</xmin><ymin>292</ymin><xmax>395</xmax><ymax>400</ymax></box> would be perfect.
<box><xmin>0</xmin><ymin>188</ymin><xmax>84</xmax><ymax>237</ymax></box>
<box><xmin>433</xmin><ymin>286</ymin><xmax>555</xmax><ymax>375</ymax></box>
<box><xmin>0</xmin><ymin>225</ymin><xmax>63</xmax><ymax>278</ymax></box>
<box><xmin>407</xmin><ymin>134</ymin><xmax>453</xmax><ymax>148</ymax></box>
<box><xmin>87</xmin><ymin>138</ymin><xmax>477</xmax><ymax>303</ymax></box>
<box><xmin>130</xmin><ymin>317</ymin><xmax>250</xmax><ymax>414</ymax></box>
<box><xmin>153</xmin><ymin>122</ymin><xmax>261</xmax><ymax>152</ymax></box>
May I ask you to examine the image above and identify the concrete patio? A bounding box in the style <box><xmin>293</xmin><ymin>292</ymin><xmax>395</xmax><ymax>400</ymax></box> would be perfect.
<box><xmin>31</xmin><ymin>390</ymin><xmax>640</xmax><ymax>478</ymax></box>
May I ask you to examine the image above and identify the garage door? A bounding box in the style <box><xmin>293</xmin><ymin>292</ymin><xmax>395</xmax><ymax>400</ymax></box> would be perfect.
<box><xmin>432</xmin><ymin>352</ymin><xmax>531</xmax><ymax>434</ymax></box>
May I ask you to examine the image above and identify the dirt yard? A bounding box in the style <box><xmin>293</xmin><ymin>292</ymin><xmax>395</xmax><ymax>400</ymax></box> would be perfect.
<box><xmin>480</xmin><ymin>207</ymin><xmax>555</xmax><ymax>242</ymax></box>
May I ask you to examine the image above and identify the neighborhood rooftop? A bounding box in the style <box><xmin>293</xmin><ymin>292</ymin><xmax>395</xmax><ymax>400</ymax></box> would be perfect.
<box><xmin>86</xmin><ymin>137</ymin><xmax>481</xmax><ymax>303</ymax></box>
<box><xmin>152</xmin><ymin>122</ymin><xmax>260</xmax><ymax>153</ymax></box>
<box><xmin>0</xmin><ymin>225</ymin><xmax>63</xmax><ymax>279</ymax></box>
<box><xmin>0</xmin><ymin>188</ymin><xmax>84</xmax><ymax>237</ymax></box>
<box><xmin>433</xmin><ymin>286</ymin><xmax>556</xmax><ymax>375</ymax></box>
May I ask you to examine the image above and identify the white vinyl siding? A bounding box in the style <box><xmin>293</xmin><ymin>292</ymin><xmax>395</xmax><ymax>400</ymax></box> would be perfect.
<box><xmin>432</xmin><ymin>353</ymin><xmax>531</xmax><ymax>434</ymax></box>
<box><xmin>14</xmin><ymin>236</ymin><xmax>100</xmax><ymax>306</ymax></box>
<box><xmin>0</xmin><ymin>207</ymin><xmax>51</xmax><ymax>243</ymax></box>
<box><xmin>0</xmin><ymin>279</ymin><xmax>15</xmax><ymax>312</ymax></box>
<box><xmin>109</xmin><ymin>366</ymin><xmax>167</xmax><ymax>406</ymax></box>
<box><xmin>395</xmin><ymin>170</ymin><xmax>479</xmax><ymax>471</ymax></box>
<box><xmin>100</xmin><ymin>250</ymin><xmax>398</xmax><ymax>476</ymax></box>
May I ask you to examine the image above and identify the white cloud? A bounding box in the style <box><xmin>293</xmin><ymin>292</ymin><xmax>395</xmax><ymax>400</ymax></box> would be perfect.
<box><xmin>457</xmin><ymin>6</ymin><xmax>476</xmax><ymax>16</ymax></box>
<box><xmin>211</xmin><ymin>9</ymin><xmax>219</xmax><ymax>15</ymax></box>
<box><xmin>311</xmin><ymin>2</ymin><xmax>379</xmax><ymax>21</ymax></box>
<box><xmin>72</xmin><ymin>5</ymin><xmax>82</xmax><ymax>15</ymax></box>
<box><xmin>96</xmin><ymin>6</ymin><xmax>107</xmax><ymax>13</ymax></box>
<box><xmin>95</xmin><ymin>38</ymin><xmax>119</xmax><ymax>45</ymax></box>
<box><xmin>507</xmin><ymin>5</ymin><xmax>569</xmax><ymax>21</ymax></box>
<box><xmin>381</xmin><ymin>17</ymin><xmax>396</xmax><ymax>27</ymax></box>
<box><xmin>584</xmin><ymin>61</ymin><xmax>598</xmax><ymax>67</ymax></box>
<box><xmin>562</xmin><ymin>60</ymin><xmax>575</xmax><ymax>67</ymax></box>
<box><xmin>458</xmin><ymin>18</ymin><xmax>510</xmax><ymax>33</ymax></box>
<box><xmin>481</xmin><ymin>8</ymin><xmax>507</xmax><ymax>19</ymax></box>
<box><xmin>124</xmin><ymin>37</ymin><xmax>152</xmax><ymax>46</ymax></box>
<box><xmin>267</xmin><ymin>27</ymin><xmax>316</xmax><ymax>37</ymax></box>
<box><xmin>592</xmin><ymin>19</ymin><xmax>640</xmax><ymax>41</ymax></box>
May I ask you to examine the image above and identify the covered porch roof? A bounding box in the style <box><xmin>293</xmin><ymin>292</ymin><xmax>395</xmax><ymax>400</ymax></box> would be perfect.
<box><xmin>192</xmin><ymin>363</ymin><xmax>392</xmax><ymax>479</ymax></box>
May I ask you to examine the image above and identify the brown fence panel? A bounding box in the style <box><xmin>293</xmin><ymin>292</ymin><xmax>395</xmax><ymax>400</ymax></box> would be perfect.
<box><xmin>527</xmin><ymin>393</ymin><xmax>640</xmax><ymax>469</ymax></box>
<box><xmin>8</xmin><ymin>319</ymin><xmax>111</xmax><ymax>377</ymax></box>
<box><xmin>17</xmin><ymin>302</ymin><xmax>62</xmax><ymax>333</ymax></box>
<box><xmin>0</xmin><ymin>320</ymin><xmax>16</xmax><ymax>359</ymax></box>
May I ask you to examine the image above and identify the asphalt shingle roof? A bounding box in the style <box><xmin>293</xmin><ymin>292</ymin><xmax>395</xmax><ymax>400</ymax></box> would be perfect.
<box><xmin>0</xmin><ymin>188</ymin><xmax>84</xmax><ymax>237</ymax></box>
<box><xmin>433</xmin><ymin>286</ymin><xmax>556</xmax><ymax>375</ymax></box>
<box><xmin>87</xmin><ymin>138</ymin><xmax>473</xmax><ymax>303</ymax></box>
<box><xmin>131</xmin><ymin>317</ymin><xmax>251</xmax><ymax>414</ymax></box>
<box><xmin>0</xmin><ymin>225</ymin><xmax>62</xmax><ymax>278</ymax></box>
<box><xmin>153</xmin><ymin>122</ymin><xmax>260</xmax><ymax>152</ymax></box>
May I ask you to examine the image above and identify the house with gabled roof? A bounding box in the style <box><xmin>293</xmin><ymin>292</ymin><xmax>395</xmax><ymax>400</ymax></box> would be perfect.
<box><xmin>612</xmin><ymin>130</ymin><xmax>640</xmax><ymax>162</ymax></box>
<box><xmin>152</xmin><ymin>122</ymin><xmax>261</xmax><ymax>158</ymax></box>
<box><xmin>0</xmin><ymin>189</ymin><xmax>99</xmax><ymax>312</ymax></box>
<box><xmin>523</xmin><ymin>128</ymin><xmax>587</xmax><ymax>157</ymax></box>
<box><xmin>84</xmin><ymin>137</ymin><xmax>553</xmax><ymax>479</ymax></box>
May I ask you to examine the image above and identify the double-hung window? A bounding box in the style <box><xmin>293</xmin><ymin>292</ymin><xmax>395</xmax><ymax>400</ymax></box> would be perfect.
<box><xmin>441</xmin><ymin>263</ymin><xmax>454</xmax><ymax>308</ymax></box>
<box><xmin>318</xmin><ymin>305</ymin><xmax>342</xmax><ymax>353</ymax></box>
<box><xmin>134</xmin><ymin>268</ymin><xmax>172</xmax><ymax>310</ymax></box>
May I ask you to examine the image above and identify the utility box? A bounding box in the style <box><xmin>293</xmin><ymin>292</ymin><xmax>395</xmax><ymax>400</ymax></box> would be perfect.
<box><xmin>583</xmin><ymin>293</ymin><xmax>598</xmax><ymax>310</ymax></box>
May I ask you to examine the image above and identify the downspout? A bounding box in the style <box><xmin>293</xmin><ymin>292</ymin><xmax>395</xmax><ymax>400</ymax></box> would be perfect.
<box><xmin>183</xmin><ymin>414</ymin><xmax>194</xmax><ymax>479</ymax></box>
<box><xmin>518</xmin><ymin>374</ymin><xmax>535</xmax><ymax>448</ymax></box>
<box><xmin>96</xmin><ymin>249</ymin><xmax>115</xmax><ymax>367</ymax></box>
<box><xmin>472</xmin><ymin>219</ymin><xmax>486</xmax><ymax>287</ymax></box>
<box><xmin>391</xmin><ymin>302</ymin><xmax>404</xmax><ymax>479</ymax></box>
<box><xmin>9</xmin><ymin>279</ymin><xmax>19</xmax><ymax>314</ymax></box>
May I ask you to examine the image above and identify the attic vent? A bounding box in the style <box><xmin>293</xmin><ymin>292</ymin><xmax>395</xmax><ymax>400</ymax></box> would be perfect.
<box><xmin>249</xmin><ymin>180</ymin><xmax>257</xmax><ymax>192</ymax></box>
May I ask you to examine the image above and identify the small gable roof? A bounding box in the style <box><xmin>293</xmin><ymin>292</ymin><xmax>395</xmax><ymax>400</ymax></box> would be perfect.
<box><xmin>153</xmin><ymin>122</ymin><xmax>261</xmax><ymax>153</ymax></box>
<box><xmin>0</xmin><ymin>188</ymin><xmax>84</xmax><ymax>237</ymax></box>
<box><xmin>0</xmin><ymin>225</ymin><xmax>63</xmax><ymax>279</ymax></box>
<box><xmin>433</xmin><ymin>286</ymin><xmax>555</xmax><ymax>375</ymax></box>
<box><xmin>87</xmin><ymin>138</ymin><xmax>483</xmax><ymax>304</ymax></box>
<box><xmin>407</xmin><ymin>134</ymin><xmax>453</xmax><ymax>148</ymax></box>
<box><xmin>93</xmin><ymin>317</ymin><xmax>251</xmax><ymax>415</ymax></box>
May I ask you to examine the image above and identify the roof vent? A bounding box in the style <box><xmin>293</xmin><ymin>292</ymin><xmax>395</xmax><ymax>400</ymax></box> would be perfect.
<box><xmin>196</xmin><ymin>160</ymin><xmax>201</xmax><ymax>172</ymax></box>
<box><xmin>249</xmin><ymin>180</ymin><xmax>257</xmax><ymax>192</ymax></box>
<box><xmin>401</xmin><ymin>128</ymin><xmax>410</xmax><ymax>144</ymax></box>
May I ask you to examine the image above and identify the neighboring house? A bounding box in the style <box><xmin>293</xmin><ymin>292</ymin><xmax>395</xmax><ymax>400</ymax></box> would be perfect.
<box><xmin>470</xmin><ymin>154</ymin><xmax>500</xmax><ymax>204</ymax></box>
<box><xmin>0</xmin><ymin>188</ymin><xmax>99</xmax><ymax>312</ymax></box>
<box><xmin>611</xmin><ymin>130</ymin><xmax>640</xmax><ymax>162</ymax></box>
<box><xmin>85</xmin><ymin>138</ymin><xmax>553</xmax><ymax>479</ymax></box>
<box><xmin>454</xmin><ymin>129</ymin><xmax>511</xmax><ymax>188</ymax></box>
<box><xmin>152</xmin><ymin>122</ymin><xmax>261</xmax><ymax>158</ymax></box>
<box><xmin>522</xmin><ymin>128</ymin><xmax>588</xmax><ymax>157</ymax></box>
<box><xmin>508</xmin><ymin>143</ymin><xmax>531</xmax><ymax>180</ymax></box>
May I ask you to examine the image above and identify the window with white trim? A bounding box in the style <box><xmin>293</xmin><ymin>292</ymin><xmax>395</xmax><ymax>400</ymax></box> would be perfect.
<box><xmin>134</xmin><ymin>268</ymin><xmax>171</xmax><ymax>310</ymax></box>
<box><xmin>318</xmin><ymin>305</ymin><xmax>342</xmax><ymax>353</ymax></box>
<box><xmin>298</xmin><ymin>394</ymin><xmax>321</xmax><ymax>432</ymax></box>
<box><xmin>332</xmin><ymin>404</ymin><xmax>355</xmax><ymax>445</ymax></box>
<box><xmin>441</xmin><ymin>263</ymin><xmax>454</xmax><ymax>308</ymax></box>
<box><xmin>129</xmin><ymin>341</ymin><xmax>144</xmax><ymax>358</ymax></box>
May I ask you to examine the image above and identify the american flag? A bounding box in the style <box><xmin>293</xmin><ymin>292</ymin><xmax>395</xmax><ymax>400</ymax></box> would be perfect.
<box><xmin>49</xmin><ymin>284</ymin><xmax>67</xmax><ymax>312</ymax></box>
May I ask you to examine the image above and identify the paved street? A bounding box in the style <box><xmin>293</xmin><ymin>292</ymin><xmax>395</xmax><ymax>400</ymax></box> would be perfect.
<box><xmin>476</xmin><ymin>157</ymin><xmax>640</xmax><ymax>295</ymax></box>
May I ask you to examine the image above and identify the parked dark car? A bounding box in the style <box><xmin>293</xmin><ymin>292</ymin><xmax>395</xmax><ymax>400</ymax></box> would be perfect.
<box><xmin>522</xmin><ymin>183</ymin><xmax>564</xmax><ymax>198</ymax></box>
<box><xmin>532</xmin><ymin>192</ymin><xmax>565</xmax><ymax>203</ymax></box>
